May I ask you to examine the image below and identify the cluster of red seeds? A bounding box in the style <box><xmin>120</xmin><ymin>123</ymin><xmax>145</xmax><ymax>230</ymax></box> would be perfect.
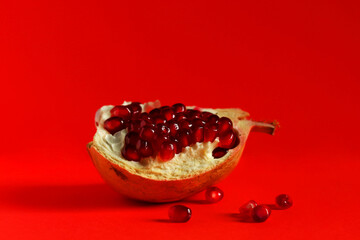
<box><xmin>103</xmin><ymin>102</ymin><xmax>239</xmax><ymax>161</ymax></box>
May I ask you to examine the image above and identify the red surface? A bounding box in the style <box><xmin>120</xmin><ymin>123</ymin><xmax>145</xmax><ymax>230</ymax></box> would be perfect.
<box><xmin>1</xmin><ymin>0</ymin><xmax>359</xmax><ymax>239</ymax></box>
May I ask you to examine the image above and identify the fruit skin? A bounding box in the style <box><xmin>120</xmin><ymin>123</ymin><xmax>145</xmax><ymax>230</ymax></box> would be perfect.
<box><xmin>87</xmin><ymin>136</ymin><xmax>243</xmax><ymax>202</ymax></box>
<box><xmin>88</xmin><ymin>108</ymin><xmax>277</xmax><ymax>202</ymax></box>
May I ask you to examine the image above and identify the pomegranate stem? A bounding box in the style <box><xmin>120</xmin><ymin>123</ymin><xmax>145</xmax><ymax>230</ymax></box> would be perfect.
<box><xmin>250</xmin><ymin>121</ymin><xmax>279</xmax><ymax>135</ymax></box>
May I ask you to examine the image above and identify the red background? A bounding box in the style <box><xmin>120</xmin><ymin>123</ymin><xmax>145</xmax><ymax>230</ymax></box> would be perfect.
<box><xmin>1</xmin><ymin>0</ymin><xmax>359</xmax><ymax>239</ymax></box>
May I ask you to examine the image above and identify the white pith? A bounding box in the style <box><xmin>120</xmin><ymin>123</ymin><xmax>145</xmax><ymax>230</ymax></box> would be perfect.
<box><xmin>92</xmin><ymin>101</ymin><xmax>250</xmax><ymax>180</ymax></box>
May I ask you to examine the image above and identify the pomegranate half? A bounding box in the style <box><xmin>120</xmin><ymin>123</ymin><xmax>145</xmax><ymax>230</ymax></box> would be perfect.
<box><xmin>87</xmin><ymin>101</ymin><xmax>277</xmax><ymax>202</ymax></box>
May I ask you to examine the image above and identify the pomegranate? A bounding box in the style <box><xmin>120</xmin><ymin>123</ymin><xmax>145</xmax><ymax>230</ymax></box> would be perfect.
<box><xmin>88</xmin><ymin>101</ymin><xmax>277</xmax><ymax>202</ymax></box>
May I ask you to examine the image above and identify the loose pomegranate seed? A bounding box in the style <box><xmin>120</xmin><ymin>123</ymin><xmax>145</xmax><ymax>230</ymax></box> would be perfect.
<box><xmin>178</xmin><ymin>120</ymin><xmax>192</xmax><ymax>130</ymax></box>
<box><xmin>128</xmin><ymin>102</ymin><xmax>142</xmax><ymax>117</ymax></box>
<box><xmin>275</xmin><ymin>194</ymin><xmax>293</xmax><ymax>209</ymax></box>
<box><xmin>139</xmin><ymin>126</ymin><xmax>156</xmax><ymax>141</ymax></box>
<box><xmin>192</xmin><ymin>119</ymin><xmax>206</xmax><ymax>128</ymax></box>
<box><xmin>157</xmin><ymin>124</ymin><xmax>170</xmax><ymax>136</ymax></box>
<box><xmin>168</xmin><ymin>205</ymin><xmax>192</xmax><ymax>223</ymax></box>
<box><xmin>252</xmin><ymin>205</ymin><xmax>271</xmax><ymax>222</ymax></box>
<box><xmin>204</xmin><ymin>123</ymin><xmax>218</xmax><ymax>142</ymax></box>
<box><xmin>207</xmin><ymin>114</ymin><xmax>219</xmax><ymax>124</ymax></box>
<box><xmin>174</xmin><ymin>112</ymin><xmax>187</xmax><ymax>121</ymax></box>
<box><xmin>136</xmin><ymin>139</ymin><xmax>153</xmax><ymax>157</ymax></box>
<box><xmin>212</xmin><ymin>147</ymin><xmax>228</xmax><ymax>158</ymax></box>
<box><xmin>218</xmin><ymin>117</ymin><xmax>233</xmax><ymax>134</ymax></box>
<box><xmin>110</xmin><ymin>105</ymin><xmax>131</xmax><ymax>119</ymax></box>
<box><xmin>172</xmin><ymin>103</ymin><xmax>186</xmax><ymax>113</ymax></box>
<box><xmin>121</xmin><ymin>145</ymin><xmax>140</xmax><ymax>161</ymax></box>
<box><xmin>167</xmin><ymin>120</ymin><xmax>180</xmax><ymax>136</ymax></box>
<box><xmin>186</xmin><ymin>109</ymin><xmax>201</xmax><ymax>120</ymax></box>
<box><xmin>161</xmin><ymin>107</ymin><xmax>175</xmax><ymax>121</ymax></box>
<box><xmin>205</xmin><ymin>186</ymin><xmax>224</xmax><ymax>203</ymax></box>
<box><xmin>176</xmin><ymin>129</ymin><xmax>192</xmax><ymax>148</ymax></box>
<box><xmin>239</xmin><ymin>200</ymin><xmax>258</xmax><ymax>217</ymax></box>
<box><xmin>159</xmin><ymin>141</ymin><xmax>176</xmax><ymax>161</ymax></box>
<box><xmin>219</xmin><ymin>130</ymin><xmax>236</xmax><ymax>149</ymax></box>
<box><xmin>125</xmin><ymin>132</ymin><xmax>140</xmax><ymax>146</ymax></box>
<box><xmin>128</xmin><ymin>119</ymin><xmax>141</xmax><ymax>132</ymax></box>
<box><xmin>103</xmin><ymin>117</ymin><xmax>125</xmax><ymax>134</ymax></box>
<box><xmin>149</xmin><ymin>108</ymin><xmax>161</xmax><ymax>118</ymax></box>
<box><xmin>201</xmin><ymin>111</ymin><xmax>213</xmax><ymax>120</ymax></box>
<box><xmin>191</xmin><ymin>126</ymin><xmax>204</xmax><ymax>143</ymax></box>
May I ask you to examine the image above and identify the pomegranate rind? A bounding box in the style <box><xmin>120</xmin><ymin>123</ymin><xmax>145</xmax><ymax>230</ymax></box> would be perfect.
<box><xmin>87</xmin><ymin>137</ymin><xmax>243</xmax><ymax>202</ymax></box>
<box><xmin>88</xmin><ymin>107</ymin><xmax>276</xmax><ymax>202</ymax></box>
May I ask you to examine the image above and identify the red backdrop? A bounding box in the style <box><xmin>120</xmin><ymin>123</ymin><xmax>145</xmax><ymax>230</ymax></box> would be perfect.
<box><xmin>1</xmin><ymin>0</ymin><xmax>359</xmax><ymax>239</ymax></box>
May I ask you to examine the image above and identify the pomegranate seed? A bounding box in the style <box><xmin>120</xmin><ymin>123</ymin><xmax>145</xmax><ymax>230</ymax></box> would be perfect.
<box><xmin>207</xmin><ymin>114</ymin><xmax>219</xmax><ymax>124</ymax></box>
<box><xmin>121</xmin><ymin>145</ymin><xmax>140</xmax><ymax>161</ymax></box>
<box><xmin>153</xmin><ymin>134</ymin><xmax>169</xmax><ymax>151</ymax></box>
<box><xmin>191</xmin><ymin>126</ymin><xmax>204</xmax><ymax>143</ymax></box>
<box><xmin>174</xmin><ymin>112</ymin><xmax>187</xmax><ymax>121</ymax></box>
<box><xmin>176</xmin><ymin>129</ymin><xmax>191</xmax><ymax>148</ymax></box>
<box><xmin>201</xmin><ymin>111</ymin><xmax>213</xmax><ymax>120</ymax></box>
<box><xmin>138</xmin><ymin>112</ymin><xmax>151</xmax><ymax>121</ymax></box>
<box><xmin>239</xmin><ymin>200</ymin><xmax>258</xmax><ymax>218</ymax></box>
<box><xmin>178</xmin><ymin>120</ymin><xmax>192</xmax><ymax>130</ymax></box>
<box><xmin>103</xmin><ymin>117</ymin><xmax>125</xmax><ymax>134</ymax></box>
<box><xmin>252</xmin><ymin>205</ymin><xmax>271</xmax><ymax>222</ymax></box>
<box><xmin>149</xmin><ymin>108</ymin><xmax>161</xmax><ymax>118</ymax></box>
<box><xmin>168</xmin><ymin>205</ymin><xmax>192</xmax><ymax>223</ymax></box>
<box><xmin>110</xmin><ymin>105</ymin><xmax>131</xmax><ymax>119</ymax></box>
<box><xmin>204</xmin><ymin>123</ymin><xmax>218</xmax><ymax>142</ymax></box>
<box><xmin>212</xmin><ymin>147</ymin><xmax>228</xmax><ymax>158</ymax></box>
<box><xmin>218</xmin><ymin>117</ymin><xmax>233</xmax><ymax>134</ymax></box>
<box><xmin>161</xmin><ymin>107</ymin><xmax>175</xmax><ymax>121</ymax></box>
<box><xmin>159</xmin><ymin>141</ymin><xmax>176</xmax><ymax>161</ymax></box>
<box><xmin>219</xmin><ymin>130</ymin><xmax>236</xmax><ymax>149</ymax></box>
<box><xmin>125</xmin><ymin>132</ymin><xmax>140</xmax><ymax>146</ymax></box>
<box><xmin>136</xmin><ymin>139</ymin><xmax>153</xmax><ymax>157</ymax></box>
<box><xmin>170</xmin><ymin>137</ymin><xmax>182</xmax><ymax>154</ymax></box>
<box><xmin>152</xmin><ymin>116</ymin><xmax>167</xmax><ymax>125</ymax></box>
<box><xmin>192</xmin><ymin>119</ymin><xmax>206</xmax><ymax>128</ymax></box>
<box><xmin>139</xmin><ymin>126</ymin><xmax>156</xmax><ymax>141</ymax></box>
<box><xmin>205</xmin><ymin>186</ymin><xmax>224</xmax><ymax>203</ymax></box>
<box><xmin>167</xmin><ymin>120</ymin><xmax>180</xmax><ymax>136</ymax></box>
<box><xmin>128</xmin><ymin>102</ymin><xmax>142</xmax><ymax>117</ymax></box>
<box><xmin>172</xmin><ymin>103</ymin><xmax>186</xmax><ymax>113</ymax></box>
<box><xmin>139</xmin><ymin>119</ymin><xmax>151</xmax><ymax>128</ymax></box>
<box><xmin>157</xmin><ymin>124</ymin><xmax>170</xmax><ymax>136</ymax></box>
<box><xmin>128</xmin><ymin>119</ymin><xmax>141</xmax><ymax>132</ymax></box>
<box><xmin>275</xmin><ymin>194</ymin><xmax>293</xmax><ymax>209</ymax></box>
<box><xmin>186</xmin><ymin>109</ymin><xmax>201</xmax><ymax>120</ymax></box>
